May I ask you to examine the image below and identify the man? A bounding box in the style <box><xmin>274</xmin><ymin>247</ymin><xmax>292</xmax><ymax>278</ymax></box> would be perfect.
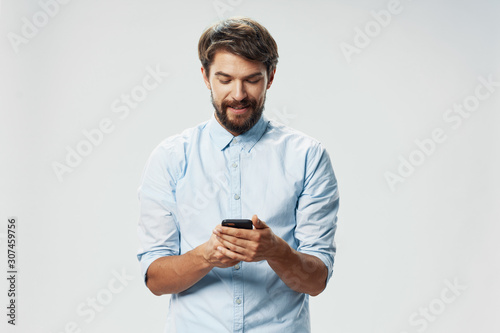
<box><xmin>137</xmin><ymin>17</ymin><xmax>339</xmax><ymax>332</ymax></box>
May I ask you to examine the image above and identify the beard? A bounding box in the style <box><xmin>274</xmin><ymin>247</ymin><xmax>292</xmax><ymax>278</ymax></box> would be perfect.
<box><xmin>211</xmin><ymin>93</ymin><xmax>265</xmax><ymax>135</ymax></box>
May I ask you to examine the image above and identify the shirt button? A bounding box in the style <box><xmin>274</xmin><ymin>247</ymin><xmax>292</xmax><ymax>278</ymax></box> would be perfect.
<box><xmin>232</xmin><ymin>162</ymin><xmax>238</xmax><ymax>168</ymax></box>
<box><xmin>234</xmin><ymin>194</ymin><xmax>240</xmax><ymax>200</ymax></box>
<box><xmin>235</xmin><ymin>298</ymin><xmax>242</xmax><ymax>305</ymax></box>
<box><xmin>234</xmin><ymin>263</ymin><xmax>240</xmax><ymax>270</ymax></box>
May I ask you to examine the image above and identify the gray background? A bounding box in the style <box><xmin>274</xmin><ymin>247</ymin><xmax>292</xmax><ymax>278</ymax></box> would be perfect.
<box><xmin>1</xmin><ymin>0</ymin><xmax>499</xmax><ymax>332</ymax></box>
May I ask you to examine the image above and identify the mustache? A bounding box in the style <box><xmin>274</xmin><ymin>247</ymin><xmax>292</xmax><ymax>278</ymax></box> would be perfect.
<box><xmin>221</xmin><ymin>98</ymin><xmax>257</xmax><ymax>110</ymax></box>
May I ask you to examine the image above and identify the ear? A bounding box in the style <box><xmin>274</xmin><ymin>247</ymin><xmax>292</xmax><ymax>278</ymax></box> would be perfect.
<box><xmin>201</xmin><ymin>66</ymin><xmax>211</xmax><ymax>90</ymax></box>
<box><xmin>266</xmin><ymin>69</ymin><xmax>276</xmax><ymax>89</ymax></box>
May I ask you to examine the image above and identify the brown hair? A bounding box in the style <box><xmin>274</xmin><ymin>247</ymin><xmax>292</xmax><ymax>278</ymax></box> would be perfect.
<box><xmin>198</xmin><ymin>17</ymin><xmax>279</xmax><ymax>78</ymax></box>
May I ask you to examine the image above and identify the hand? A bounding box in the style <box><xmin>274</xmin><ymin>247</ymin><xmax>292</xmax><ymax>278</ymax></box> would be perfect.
<box><xmin>202</xmin><ymin>232</ymin><xmax>240</xmax><ymax>268</ymax></box>
<box><xmin>214</xmin><ymin>215</ymin><xmax>284</xmax><ymax>262</ymax></box>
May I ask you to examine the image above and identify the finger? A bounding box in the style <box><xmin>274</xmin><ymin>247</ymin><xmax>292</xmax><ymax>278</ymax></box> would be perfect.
<box><xmin>217</xmin><ymin>235</ymin><xmax>247</xmax><ymax>255</ymax></box>
<box><xmin>217</xmin><ymin>246</ymin><xmax>246</xmax><ymax>261</ymax></box>
<box><xmin>216</xmin><ymin>253</ymin><xmax>239</xmax><ymax>265</ymax></box>
<box><xmin>252</xmin><ymin>214</ymin><xmax>268</xmax><ymax>229</ymax></box>
<box><xmin>212</xmin><ymin>258</ymin><xmax>240</xmax><ymax>268</ymax></box>
<box><xmin>216</xmin><ymin>232</ymin><xmax>251</xmax><ymax>247</ymax></box>
<box><xmin>216</xmin><ymin>226</ymin><xmax>253</xmax><ymax>239</ymax></box>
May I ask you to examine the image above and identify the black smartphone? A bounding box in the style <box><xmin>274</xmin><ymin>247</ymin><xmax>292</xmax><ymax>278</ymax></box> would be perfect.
<box><xmin>221</xmin><ymin>219</ymin><xmax>253</xmax><ymax>229</ymax></box>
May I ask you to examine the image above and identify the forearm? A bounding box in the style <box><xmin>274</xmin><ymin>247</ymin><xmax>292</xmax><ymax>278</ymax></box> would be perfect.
<box><xmin>146</xmin><ymin>245</ymin><xmax>212</xmax><ymax>296</ymax></box>
<box><xmin>267</xmin><ymin>237</ymin><xmax>328</xmax><ymax>296</ymax></box>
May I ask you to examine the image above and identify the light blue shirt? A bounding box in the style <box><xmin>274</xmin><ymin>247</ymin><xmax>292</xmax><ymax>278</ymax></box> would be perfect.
<box><xmin>137</xmin><ymin>114</ymin><xmax>339</xmax><ymax>333</ymax></box>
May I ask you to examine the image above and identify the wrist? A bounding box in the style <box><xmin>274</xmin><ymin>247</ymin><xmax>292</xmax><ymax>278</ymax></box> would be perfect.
<box><xmin>267</xmin><ymin>237</ymin><xmax>292</xmax><ymax>264</ymax></box>
<box><xmin>194</xmin><ymin>243</ymin><xmax>214</xmax><ymax>269</ymax></box>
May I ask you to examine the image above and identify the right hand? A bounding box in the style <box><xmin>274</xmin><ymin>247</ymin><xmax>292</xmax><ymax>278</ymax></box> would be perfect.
<box><xmin>202</xmin><ymin>232</ymin><xmax>240</xmax><ymax>268</ymax></box>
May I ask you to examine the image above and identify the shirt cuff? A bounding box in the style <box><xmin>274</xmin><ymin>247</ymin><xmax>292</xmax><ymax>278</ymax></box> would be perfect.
<box><xmin>137</xmin><ymin>251</ymin><xmax>172</xmax><ymax>285</ymax></box>
<box><xmin>299</xmin><ymin>250</ymin><xmax>335</xmax><ymax>286</ymax></box>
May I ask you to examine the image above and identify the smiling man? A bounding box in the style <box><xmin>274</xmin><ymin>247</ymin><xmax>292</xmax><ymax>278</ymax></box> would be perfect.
<box><xmin>137</xmin><ymin>17</ymin><xmax>339</xmax><ymax>333</ymax></box>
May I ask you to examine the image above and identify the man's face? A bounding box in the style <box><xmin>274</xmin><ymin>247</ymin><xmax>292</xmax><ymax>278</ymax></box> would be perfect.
<box><xmin>202</xmin><ymin>50</ymin><xmax>275</xmax><ymax>136</ymax></box>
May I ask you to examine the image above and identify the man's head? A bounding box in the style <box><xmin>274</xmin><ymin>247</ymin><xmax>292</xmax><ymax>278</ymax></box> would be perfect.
<box><xmin>198</xmin><ymin>17</ymin><xmax>279</xmax><ymax>136</ymax></box>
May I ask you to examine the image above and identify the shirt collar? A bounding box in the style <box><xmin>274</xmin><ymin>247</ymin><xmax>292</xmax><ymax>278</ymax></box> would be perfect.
<box><xmin>208</xmin><ymin>112</ymin><xmax>269</xmax><ymax>152</ymax></box>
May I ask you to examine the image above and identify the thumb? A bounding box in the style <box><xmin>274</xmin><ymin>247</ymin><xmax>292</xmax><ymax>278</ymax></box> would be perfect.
<box><xmin>252</xmin><ymin>215</ymin><xmax>268</xmax><ymax>229</ymax></box>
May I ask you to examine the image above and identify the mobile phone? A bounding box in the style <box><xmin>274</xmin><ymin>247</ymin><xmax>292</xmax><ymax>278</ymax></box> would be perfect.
<box><xmin>221</xmin><ymin>219</ymin><xmax>253</xmax><ymax>229</ymax></box>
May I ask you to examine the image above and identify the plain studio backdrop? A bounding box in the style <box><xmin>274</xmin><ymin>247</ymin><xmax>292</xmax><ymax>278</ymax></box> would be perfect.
<box><xmin>1</xmin><ymin>0</ymin><xmax>499</xmax><ymax>332</ymax></box>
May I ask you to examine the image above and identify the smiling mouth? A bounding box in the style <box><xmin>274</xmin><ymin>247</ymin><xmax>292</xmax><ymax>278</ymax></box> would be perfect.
<box><xmin>229</xmin><ymin>105</ymin><xmax>248</xmax><ymax>109</ymax></box>
<box><xmin>228</xmin><ymin>105</ymin><xmax>249</xmax><ymax>114</ymax></box>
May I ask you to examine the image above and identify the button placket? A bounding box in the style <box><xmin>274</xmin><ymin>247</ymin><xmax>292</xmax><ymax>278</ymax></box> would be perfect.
<box><xmin>228</xmin><ymin>139</ymin><xmax>241</xmax><ymax>218</ymax></box>
<box><xmin>229</xmin><ymin>138</ymin><xmax>244</xmax><ymax>333</ymax></box>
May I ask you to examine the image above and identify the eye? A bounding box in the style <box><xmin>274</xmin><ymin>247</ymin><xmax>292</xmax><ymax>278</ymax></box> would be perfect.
<box><xmin>247</xmin><ymin>79</ymin><xmax>261</xmax><ymax>84</ymax></box>
<box><xmin>219</xmin><ymin>79</ymin><xmax>231</xmax><ymax>84</ymax></box>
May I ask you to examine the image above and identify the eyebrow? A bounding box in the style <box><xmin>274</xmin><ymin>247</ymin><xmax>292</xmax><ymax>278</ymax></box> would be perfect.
<box><xmin>214</xmin><ymin>71</ymin><xmax>264</xmax><ymax>79</ymax></box>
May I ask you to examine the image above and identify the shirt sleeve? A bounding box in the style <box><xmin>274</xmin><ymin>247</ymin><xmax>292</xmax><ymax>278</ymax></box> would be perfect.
<box><xmin>294</xmin><ymin>143</ymin><xmax>339</xmax><ymax>286</ymax></box>
<box><xmin>136</xmin><ymin>143</ymin><xmax>183</xmax><ymax>284</ymax></box>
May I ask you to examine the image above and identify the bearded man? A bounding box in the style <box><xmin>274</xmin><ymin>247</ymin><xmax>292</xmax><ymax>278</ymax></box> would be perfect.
<box><xmin>137</xmin><ymin>16</ymin><xmax>339</xmax><ymax>333</ymax></box>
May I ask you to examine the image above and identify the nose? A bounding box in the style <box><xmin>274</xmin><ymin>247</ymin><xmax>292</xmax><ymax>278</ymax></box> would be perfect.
<box><xmin>231</xmin><ymin>81</ymin><xmax>247</xmax><ymax>101</ymax></box>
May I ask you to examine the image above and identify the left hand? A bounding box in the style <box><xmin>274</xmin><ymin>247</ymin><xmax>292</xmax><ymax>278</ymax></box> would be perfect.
<box><xmin>214</xmin><ymin>215</ymin><xmax>283</xmax><ymax>262</ymax></box>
